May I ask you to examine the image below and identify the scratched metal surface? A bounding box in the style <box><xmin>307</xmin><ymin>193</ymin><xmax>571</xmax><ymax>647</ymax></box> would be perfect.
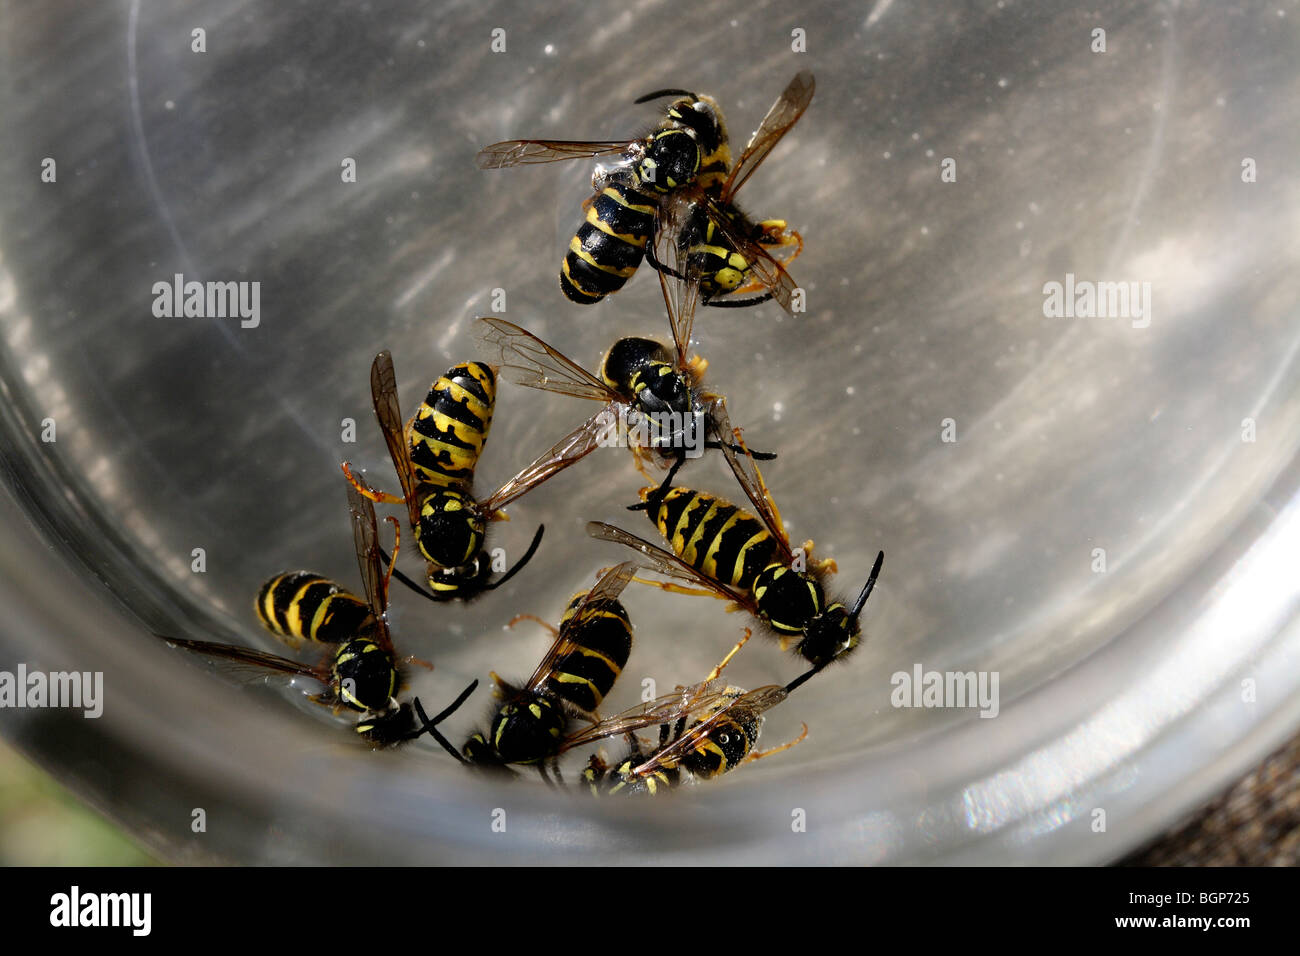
<box><xmin>1</xmin><ymin>0</ymin><xmax>1298</xmax><ymax>864</ymax></box>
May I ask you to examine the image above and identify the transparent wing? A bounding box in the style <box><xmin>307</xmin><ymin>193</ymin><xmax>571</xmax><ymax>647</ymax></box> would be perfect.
<box><xmin>556</xmin><ymin>679</ymin><xmax>738</xmax><ymax>753</ymax></box>
<box><xmin>521</xmin><ymin>561</ymin><xmax>638</xmax><ymax>695</ymax></box>
<box><xmin>585</xmin><ymin>521</ymin><xmax>751</xmax><ymax>607</ymax></box>
<box><xmin>704</xmin><ymin>402</ymin><xmax>793</xmax><ymax>559</ymax></box>
<box><xmin>652</xmin><ymin>190</ymin><xmax>706</xmax><ymax>367</ymax></box>
<box><xmin>478</xmin><ymin>410</ymin><xmax>609</xmax><ymax>514</ymax></box>
<box><xmin>476</xmin><ymin>139</ymin><xmax>634</xmax><ymax>169</ymax></box>
<box><xmin>700</xmin><ymin>194</ymin><xmax>799</xmax><ymax>312</ymax></box>
<box><xmin>476</xmin><ymin>317</ymin><xmax>620</xmax><ymax>403</ymax></box>
<box><xmin>721</xmin><ymin>71</ymin><xmax>815</xmax><ymax>202</ymax></box>
<box><xmin>346</xmin><ymin>477</ymin><xmax>393</xmax><ymax>654</ymax></box>
<box><xmin>157</xmin><ymin>635</ymin><xmax>327</xmax><ymax>683</ymax></box>
<box><xmin>369</xmin><ymin>351</ymin><xmax>423</xmax><ymax>534</ymax></box>
<box><xmin>630</xmin><ymin>684</ymin><xmax>789</xmax><ymax>776</ymax></box>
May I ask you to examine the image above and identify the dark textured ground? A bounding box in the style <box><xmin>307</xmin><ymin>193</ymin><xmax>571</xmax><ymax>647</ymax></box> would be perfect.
<box><xmin>1120</xmin><ymin>734</ymin><xmax>1300</xmax><ymax>866</ymax></box>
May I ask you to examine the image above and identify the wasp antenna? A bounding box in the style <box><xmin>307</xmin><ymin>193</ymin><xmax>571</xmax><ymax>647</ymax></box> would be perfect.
<box><xmin>377</xmin><ymin>546</ymin><xmax>442</xmax><ymax>605</ymax></box>
<box><xmin>409</xmin><ymin>698</ymin><xmax>464</xmax><ymax>762</ymax></box>
<box><xmin>426</xmin><ymin>679</ymin><xmax>480</xmax><ymax>725</ymax></box>
<box><xmin>784</xmin><ymin>666</ymin><xmax>821</xmax><ymax>695</ymax></box>
<box><xmin>483</xmin><ymin>524</ymin><xmax>545</xmax><ymax>591</ymax></box>
<box><xmin>633</xmin><ymin>87</ymin><xmax>698</xmax><ymax>104</ymax></box>
<box><xmin>410</xmin><ymin>679</ymin><xmax>480</xmax><ymax>762</ymax></box>
<box><xmin>848</xmin><ymin>551</ymin><xmax>885</xmax><ymax>623</ymax></box>
<box><xmin>635</xmin><ymin>457</ymin><xmax>685</xmax><ymax>513</ymax></box>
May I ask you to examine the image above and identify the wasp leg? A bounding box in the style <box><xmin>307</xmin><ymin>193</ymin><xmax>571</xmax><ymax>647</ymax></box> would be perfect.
<box><xmin>799</xmin><ymin>540</ymin><xmax>838</xmax><ymax>575</ymax></box>
<box><xmin>741</xmin><ymin>722</ymin><xmax>808</xmax><ymax>764</ymax></box>
<box><xmin>381</xmin><ymin>516</ymin><xmax>401</xmax><ymax>605</ymax></box>
<box><xmin>704</xmin><ymin>438</ymin><xmax>778</xmax><ymax>461</ymax></box>
<box><xmin>704</xmin><ymin>627</ymin><xmax>752</xmax><ymax>682</ymax></box>
<box><xmin>760</xmin><ymin>222</ymin><xmax>802</xmax><ymax>261</ymax></box>
<box><xmin>342</xmin><ymin>461</ymin><xmax>406</xmax><ymax>504</ymax></box>
<box><xmin>729</xmin><ymin>222</ymin><xmax>804</xmax><ymax>300</ymax></box>
<box><xmin>376</xmin><ymin>546</ymin><xmax>441</xmax><ymax>605</ymax></box>
<box><xmin>686</xmin><ymin>354</ymin><xmax>710</xmax><ymax>378</ymax></box>
<box><xmin>706</xmin><ymin>293</ymin><xmax>774</xmax><ymax>309</ymax></box>
<box><xmin>644</xmin><ymin>242</ymin><xmax>686</xmax><ymax>281</ymax></box>
<box><xmin>507</xmin><ymin>613</ymin><xmax>560</xmax><ymax>638</ymax></box>
<box><xmin>630</xmin><ymin>575</ymin><xmax>725</xmax><ymax>600</ymax></box>
<box><xmin>537</xmin><ymin>761</ymin><xmax>559</xmax><ymax>789</ymax></box>
<box><xmin>631</xmin><ymin>446</ymin><xmax>656</xmax><ymax>484</ymax></box>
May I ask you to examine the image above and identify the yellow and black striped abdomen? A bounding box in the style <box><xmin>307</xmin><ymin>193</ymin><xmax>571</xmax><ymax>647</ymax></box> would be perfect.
<box><xmin>544</xmin><ymin>592</ymin><xmax>633</xmax><ymax>713</ymax></box>
<box><xmin>256</xmin><ymin>571</ymin><xmax>373</xmax><ymax>644</ymax></box>
<box><xmin>651</xmin><ymin>488</ymin><xmax>780</xmax><ymax>592</ymax></box>
<box><xmin>560</xmin><ymin>182</ymin><xmax>656</xmax><ymax>305</ymax></box>
<box><xmin>409</xmin><ymin>362</ymin><xmax>496</xmax><ymax>488</ymax></box>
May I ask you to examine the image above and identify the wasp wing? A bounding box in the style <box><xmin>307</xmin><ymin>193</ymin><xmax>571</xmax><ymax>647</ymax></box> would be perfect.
<box><xmin>476</xmin><ymin>317</ymin><xmax>620</xmax><ymax>403</ymax></box>
<box><xmin>476</xmin><ymin>139</ymin><xmax>634</xmax><ymax>169</ymax></box>
<box><xmin>699</xmin><ymin>194</ymin><xmax>799</xmax><ymax>313</ymax></box>
<box><xmin>156</xmin><ymin>635</ymin><xmax>328</xmax><ymax>683</ymax></box>
<box><xmin>556</xmin><ymin>679</ymin><xmax>738</xmax><ymax>753</ymax></box>
<box><xmin>721</xmin><ymin>71</ymin><xmax>815</xmax><ymax>202</ymax></box>
<box><xmin>704</xmin><ymin>402</ymin><xmax>793</xmax><ymax>559</ymax></box>
<box><xmin>478</xmin><ymin>411</ymin><xmax>609</xmax><ymax>514</ymax></box>
<box><xmin>520</xmin><ymin>561</ymin><xmax>639</xmax><ymax>696</ymax></box>
<box><xmin>629</xmin><ymin>684</ymin><xmax>789</xmax><ymax>778</ymax></box>
<box><xmin>651</xmin><ymin>190</ymin><xmax>706</xmax><ymax>368</ymax></box>
<box><xmin>346</xmin><ymin>477</ymin><xmax>395</xmax><ymax>655</ymax></box>
<box><xmin>368</xmin><ymin>351</ymin><xmax>424</xmax><ymax>536</ymax></box>
<box><xmin>585</xmin><ymin>521</ymin><xmax>752</xmax><ymax>607</ymax></box>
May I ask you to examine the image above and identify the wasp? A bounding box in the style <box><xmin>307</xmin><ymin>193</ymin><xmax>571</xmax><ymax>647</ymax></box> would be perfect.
<box><xmin>460</xmin><ymin>562</ymin><xmax>638</xmax><ymax>779</ymax></box>
<box><xmin>344</xmin><ymin>350</ymin><xmax>614</xmax><ymax>601</ymax></box>
<box><xmin>156</xmin><ymin>479</ymin><xmax>477</xmax><ymax>755</ymax></box>
<box><xmin>475</xmin><ymin>235</ymin><xmax>776</xmax><ymax>479</ymax></box>
<box><xmin>650</xmin><ymin>70</ymin><xmax>814</xmax><ymax>312</ymax></box>
<box><xmin>478</xmin><ymin>84</ymin><xmax>729</xmax><ymax>306</ymax></box>
<box><xmin>588</xmin><ymin>406</ymin><xmax>884</xmax><ymax>676</ymax></box>
<box><xmin>477</xmin><ymin>72</ymin><xmax>812</xmax><ymax>311</ymax></box>
<box><xmin>559</xmin><ymin>631</ymin><xmax>811</xmax><ymax>795</ymax></box>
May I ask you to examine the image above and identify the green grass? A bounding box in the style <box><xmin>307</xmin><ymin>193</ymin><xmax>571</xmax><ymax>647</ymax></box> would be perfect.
<box><xmin>0</xmin><ymin>739</ymin><xmax>159</xmax><ymax>866</ymax></box>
